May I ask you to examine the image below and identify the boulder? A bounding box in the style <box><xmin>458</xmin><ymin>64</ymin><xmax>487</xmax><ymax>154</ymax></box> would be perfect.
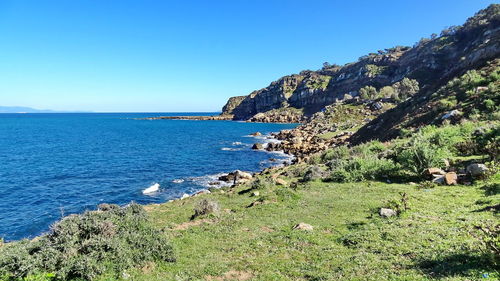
<box><xmin>425</xmin><ymin>168</ymin><xmax>446</xmax><ymax>176</ymax></box>
<box><xmin>218</xmin><ymin>174</ymin><xmax>235</xmax><ymax>182</ymax></box>
<box><xmin>293</xmin><ymin>223</ymin><xmax>313</xmax><ymax>231</ymax></box>
<box><xmin>252</xmin><ymin>143</ymin><xmax>264</xmax><ymax>150</ymax></box>
<box><xmin>432</xmin><ymin>174</ymin><xmax>445</xmax><ymax>184</ymax></box>
<box><xmin>441</xmin><ymin>109</ymin><xmax>462</xmax><ymax>120</ymax></box>
<box><xmin>234</xmin><ymin>170</ymin><xmax>253</xmax><ymax>180</ymax></box>
<box><xmin>466</xmin><ymin>163</ymin><xmax>489</xmax><ymax>177</ymax></box>
<box><xmin>379</xmin><ymin>208</ymin><xmax>397</xmax><ymax>218</ymax></box>
<box><xmin>251</xmin><ymin>191</ymin><xmax>260</xmax><ymax>197</ymax></box>
<box><xmin>444</xmin><ymin>172</ymin><xmax>458</xmax><ymax>185</ymax></box>
<box><xmin>250</xmin><ymin>132</ymin><xmax>262</xmax><ymax>136</ymax></box>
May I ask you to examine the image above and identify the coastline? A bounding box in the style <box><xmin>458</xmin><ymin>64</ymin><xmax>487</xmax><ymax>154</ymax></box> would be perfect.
<box><xmin>156</xmin><ymin>127</ymin><xmax>298</xmax><ymax>203</ymax></box>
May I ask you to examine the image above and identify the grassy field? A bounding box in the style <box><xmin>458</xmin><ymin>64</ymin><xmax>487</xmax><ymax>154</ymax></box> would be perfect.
<box><xmin>114</xmin><ymin>173</ymin><xmax>499</xmax><ymax>281</ymax></box>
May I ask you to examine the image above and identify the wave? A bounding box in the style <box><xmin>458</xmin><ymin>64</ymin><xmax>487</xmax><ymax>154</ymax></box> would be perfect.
<box><xmin>187</xmin><ymin>173</ymin><xmax>233</xmax><ymax>189</ymax></box>
<box><xmin>142</xmin><ymin>183</ymin><xmax>160</xmax><ymax>194</ymax></box>
<box><xmin>221</xmin><ymin>147</ymin><xmax>245</xmax><ymax>151</ymax></box>
<box><xmin>172</xmin><ymin>179</ymin><xmax>184</xmax><ymax>184</ymax></box>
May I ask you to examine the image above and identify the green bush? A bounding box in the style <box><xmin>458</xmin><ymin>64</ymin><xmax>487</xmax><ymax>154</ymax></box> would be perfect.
<box><xmin>473</xmin><ymin>125</ymin><xmax>500</xmax><ymax>160</ymax></box>
<box><xmin>393</xmin><ymin>124</ymin><xmax>475</xmax><ymax>174</ymax></box>
<box><xmin>321</xmin><ymin>146</ymin><xmax>349</xmax><ymax>163</ymax></box>
<box><xmin>192</xmin><ymin>199</ymin><xmax>220</xmax><ymax>220</ymax></box>
<box><xmin>0</xmin><ymin>203</ymin><xmax>175</xmax><ymax>280</ymax></box>
<box><xmin>251</xmin><ymin>177</ymin><xmax>273</xmax><ymax>190</ymax></box>
<box><xmin>328</xmin><ymin>155</ymin><xmax>399</xmax><ymax>182</ymax></box>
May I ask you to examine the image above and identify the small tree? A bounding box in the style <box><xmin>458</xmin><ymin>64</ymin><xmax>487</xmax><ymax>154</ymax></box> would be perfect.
<box><xmin>393</xmin><ymin>78</ymin><xmax>419</xmax><ymax>101</ymax></box>
<box><xmin>359</xmin><ymin>86</ymin><xmax>378</xmax><ymax>100</ymax></box>
<box><xmin>379</xmin><ymin>86</ymin><xmax>395</xmax><ymax>98</ymax></box>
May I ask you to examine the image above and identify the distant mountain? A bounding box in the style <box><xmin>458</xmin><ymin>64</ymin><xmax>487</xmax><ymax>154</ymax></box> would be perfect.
<box><xmin>0</xmin><ymin>106</ymin><xmax>58</xmax><ymax>113</ymax></box>
<box><xmin>0</xmin><ymin>106</ymin><xmax>90</xmax><ymax>113</ymax></box>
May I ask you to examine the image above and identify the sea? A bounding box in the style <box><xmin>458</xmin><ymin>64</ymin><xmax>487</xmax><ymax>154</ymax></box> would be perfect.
<box><xmin>0</xmin><ymin>113</ymin><xmax>297</xmax><ymax>241</ymax></box>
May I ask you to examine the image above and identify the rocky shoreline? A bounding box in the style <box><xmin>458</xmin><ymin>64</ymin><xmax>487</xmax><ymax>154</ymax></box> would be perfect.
<box><xmin>140</xmin><ymin>115</ymin><xmax>233</xmax><ymax>121</ymax></box>
<box><xmin>162</xmin><ymin>130</ymin><xmax>297</xmax><ymax>203</ymax></box>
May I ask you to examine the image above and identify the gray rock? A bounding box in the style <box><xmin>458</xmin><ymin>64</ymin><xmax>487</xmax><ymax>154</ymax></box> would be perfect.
<box><xmin>379</xmin><ymin>208</ymin><xmax>397</xmax><ymax>218</ymax></box>
<box><xmin>441</xmin><ymin>109</ymin><xmax>462</xmax><ymax>120</ymax></box>
<box><xmin>466</xmin><ymin>163</ymin><xmax>489</xmax><ymax>177</ymax></box>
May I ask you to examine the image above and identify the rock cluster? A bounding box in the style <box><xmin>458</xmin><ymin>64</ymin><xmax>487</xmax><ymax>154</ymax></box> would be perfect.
<box><xmin>248</xmin><ymin>108</ymin><xmax>305</xmax><ymax>123</ymax></box>
<box><xmin>425</xmin><ymin>163</ymin><xmax>489</xmax><ymax>185</ymax></box>
<box><xmin>218</xmin><ymin>170</ymin><xmax>253</xmax><ymax>185</ymax></box>
<box><xmin>265</xmin><ymin>102</ymin><xmax>389</xmax><ymax>161</ymax></box>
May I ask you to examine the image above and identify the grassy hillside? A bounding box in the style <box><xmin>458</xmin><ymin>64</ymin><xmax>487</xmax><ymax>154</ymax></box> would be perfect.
<box><xmin>129</xmin><ymin>170</ymin><xmax>498</xmax><ymax>280</ymax></box>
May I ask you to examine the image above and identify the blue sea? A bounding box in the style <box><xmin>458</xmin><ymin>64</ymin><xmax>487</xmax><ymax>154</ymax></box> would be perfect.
<box><xmin>0</xmin><ymin>113</ymin><xmax>297</xmax><ymax>241</ymax></box>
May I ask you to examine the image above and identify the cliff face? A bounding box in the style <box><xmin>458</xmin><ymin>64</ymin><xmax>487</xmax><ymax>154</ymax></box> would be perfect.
<box><xmin>222</xmin><ymin>4</ymin><xmax>500</xmax><ymax>121</ymax></box>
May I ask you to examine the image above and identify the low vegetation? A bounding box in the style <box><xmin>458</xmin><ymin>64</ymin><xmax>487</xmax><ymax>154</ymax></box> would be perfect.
<box><xmin>0</xmin><ymin>204</ymin><xmax>175</xmax><ymax>280</ymax></box>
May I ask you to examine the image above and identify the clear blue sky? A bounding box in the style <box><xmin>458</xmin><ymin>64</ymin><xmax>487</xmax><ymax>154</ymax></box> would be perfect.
<box><xmin>0</xmin><ymin>0</ymin><xmax>495</xmax><ymax>112</ymax></box>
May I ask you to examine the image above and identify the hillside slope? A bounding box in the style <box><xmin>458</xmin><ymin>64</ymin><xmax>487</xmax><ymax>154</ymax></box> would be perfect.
<box><xmin>221</xmin><ymin>4</ymin><xmax>499</xmax><ymax>123</ymax></box>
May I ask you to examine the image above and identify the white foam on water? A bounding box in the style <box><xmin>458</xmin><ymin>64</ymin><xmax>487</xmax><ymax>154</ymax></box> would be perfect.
<box><xmin>142</xmin><ymin>183</ymin><xmax>160</xmax><ymax>195</ymax></box>
<box><xmin>172</xmin><ymin>179</ymin><xmax>184</xmax><ymax>184</ymax></box>
<box><xmin>188</xmin><ymin>173</ymin><xmax>233</xmax><ymax>189</ymax></box>
<box><xmin>221</xmin><ymin>147</ymin><xmax>243</xmax><ymax>151</ymax></box>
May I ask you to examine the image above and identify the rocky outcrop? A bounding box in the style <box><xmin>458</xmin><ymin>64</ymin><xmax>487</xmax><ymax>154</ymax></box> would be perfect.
<box><xmin>141</xmin><ymin>115</ymin><xmax>233</xmax><ymax>121</ymax></box>
<box><xmin>221</xmin><ymin>96</ymin><xmax>246</xmax><ymax>115</ymax></box>
<box><xmin>248</xmin><ymin>107</ymin><xmax>305</xmax><ymax>123</ymax></box>
<box><xmin>222</xmin><ymin>4</ymin><xmax>500</xmax><ymax>122</ymax></box>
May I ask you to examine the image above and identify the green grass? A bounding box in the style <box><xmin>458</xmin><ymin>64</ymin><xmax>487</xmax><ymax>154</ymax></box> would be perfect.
<box><xmin>115</xmin><ymin>175</ymin><xmax>499</xmax><ymax>281</ymax></box>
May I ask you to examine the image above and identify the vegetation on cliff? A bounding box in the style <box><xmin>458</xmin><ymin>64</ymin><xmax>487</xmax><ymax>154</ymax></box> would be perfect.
<box><xmin>222</xmin><ymin>4</ymin><xmax>499</xmax><ymax>123</ymax></box>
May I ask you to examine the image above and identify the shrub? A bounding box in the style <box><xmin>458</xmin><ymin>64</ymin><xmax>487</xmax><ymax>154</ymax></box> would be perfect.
<box><xmin>321</xmin><ymin>146</ymin><xmax>349</xmax><ymax>163</ymax></box>
<box><xmin>192</xmin><ymin>199</ymin><xmax>220</xmax><ymax>219</ymax></box>
<box><xmin>379</xmin><ymin>86</ymin><xmax>395</xmax><ymax>98</ymax></box>
<box><xmin>0</xmin><ymin>203</ymin><xmax>175</xmax><ymax>280</ymax></box>
<box><xmin>395</xmin><ymin>135</ymin><xmax>451</xmax><ymax>174</ymax></box>
<box><xmin>393</xmin><ymin>124</ymin><xmax>474</xmax><ymax>174</ymax></box>
<box><xmin>251</xmin><ymin>177</ymin><xmax>273</xmax><ymax>190</ymax></box>
<box><xmin>392</xmin><ymin>78</ymin><xmax>419</xmax><ymax>101</ymax></box>
<box><xmin>359</xmin><ymin>86</ymin><xmax>378</xmax><ymax>100</ymax></box>
<box><xmin>471</xmin><ymin>125</ymin><xmax>499</xmax><ymax>160</ymax></box>
<box><xmin>328</xmin><ymin>156</ymin><xmax>398</xmax><ymax>182</ymax></box>
<box><xmin>302</xmin><ymin>165</ymin><xmax>327</xmax><ymax>182</ymax></box>
<box><xmin>384</xmin><ymin>192</ymin><xmax>410</xmax><ymax>215</ymax></box>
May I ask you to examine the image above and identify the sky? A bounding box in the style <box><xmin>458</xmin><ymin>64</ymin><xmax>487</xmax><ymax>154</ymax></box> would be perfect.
<box><xmin>0</xmin><ymin>0</ymin><xmax>496</xmax><ymax>112</ymax></box>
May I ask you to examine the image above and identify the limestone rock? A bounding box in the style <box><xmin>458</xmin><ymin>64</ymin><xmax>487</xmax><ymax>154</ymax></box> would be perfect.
<box><xmin>293</xmin><ymin>223</ymin><xmax>313</xmax><ymax>231</ymax></box>
<box><xmin>444</xmin><ymin>172</ymin><xmax>458</xmax><ymax>185</ymax></box>
<box><xmin>379</xmin><ymin>208</ymin><xmax>397</xmax><ymax>218</ymax></box>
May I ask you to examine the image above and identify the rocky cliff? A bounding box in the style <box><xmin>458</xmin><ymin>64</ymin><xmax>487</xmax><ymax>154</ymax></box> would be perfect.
<box><xmin>221</xmin><ymin>4</ymin><xmax>500</xmax><ymax>122</ymax></box>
